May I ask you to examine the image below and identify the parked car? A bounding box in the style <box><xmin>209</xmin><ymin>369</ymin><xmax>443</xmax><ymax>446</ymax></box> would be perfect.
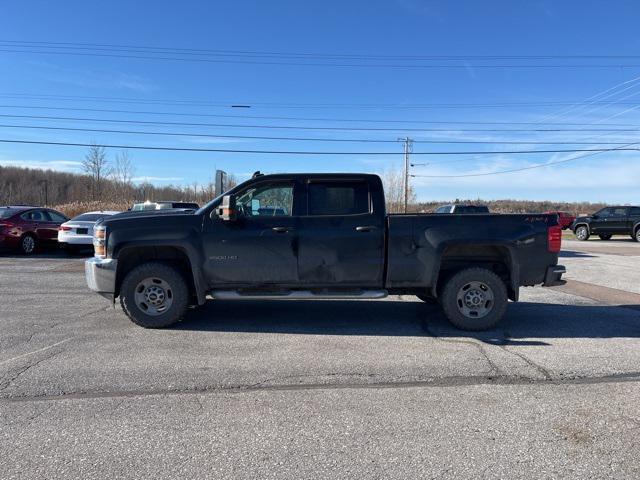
<box><xmin>85</xmin><ymin>173</ymin><xmax>565</xmax><ymax>331</ymax></box>
<box><xmin>131</xmin><ymin>201</ymin><xmax>199</xmax><ymax>212</ymax></box>
<box><xmin>544</xmin><ymin>211</ymin><xmax>576</xmax><ymax>230</ymax></box>
<box><xmin>571</xmin><ymin>206</ymin><xmax>640</xmax><ymax>241</ymax></box>
<box><xmin>0</xmin><ymin>206</ymin><xmax>69</xmax><ymax>254</ymax></box>
<box><xmin>58</xmin><ymin>211</ymin><xmax>120</xmax><ymax>252</ymax></box>
<box><xmin>434</xmin><ymin>204</ymin><xmax>490</xmax><ymax>214</ymax></box>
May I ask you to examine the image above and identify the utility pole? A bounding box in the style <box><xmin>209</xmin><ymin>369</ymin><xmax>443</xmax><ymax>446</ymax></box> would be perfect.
<box><xmin>40</xmin><ymin>179</ymin><xmax>48</xmax><ymax>206</ymax></box>
<box><xmin>399</xmin><ymin>137</ymin><xmax>413</xmax><ymax>213</ymax></box>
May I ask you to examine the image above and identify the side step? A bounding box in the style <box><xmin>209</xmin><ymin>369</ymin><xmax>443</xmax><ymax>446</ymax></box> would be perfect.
<box><xmin>209</xmin><ymin>289</ymin><xmax>388</xmax><ymax>300</ymax></box>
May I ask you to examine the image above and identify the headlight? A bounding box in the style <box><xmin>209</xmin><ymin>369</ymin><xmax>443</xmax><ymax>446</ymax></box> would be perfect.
<box><xmin>93</xmin><ymin>225</ymin><xmax>107</xmax><ymax>258</ymax></box>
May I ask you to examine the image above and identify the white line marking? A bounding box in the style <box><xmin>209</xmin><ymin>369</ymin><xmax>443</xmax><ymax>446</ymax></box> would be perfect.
<box><xmin>0</xmin><ymin>337</ymin><xmax>74</xmax><ymax>366</ymax></box>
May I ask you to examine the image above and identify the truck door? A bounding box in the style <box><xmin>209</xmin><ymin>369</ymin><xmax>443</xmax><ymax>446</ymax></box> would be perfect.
<box><xmin>296</xmin><ymin>179</ymin><xmax>384</xmax><ymax>287</ymax></box>
<box><xmin>590</xmin><ymin>207</ymin><xmax>613</xmax><ymax>234</ymax></box>
<box><xmin>606</xmin><ymin>207</ymin><xmax>630</xmax><ymax>233</ymax></box>
<box><xmin>202</xmin><ymin>179</ymin><xmax>301</xmax><ymax>286</ymax></box>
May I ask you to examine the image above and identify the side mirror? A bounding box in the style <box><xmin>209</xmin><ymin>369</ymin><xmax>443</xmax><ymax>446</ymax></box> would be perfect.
<box><xmin>216</xmin><ymin>195</ymin><xmax>238</xmax><ymax>221</ymax></box>
<box><xmin>592</xmin><ymin>214</ymin><xmax>599</xmax><ymax>219</ymax></box>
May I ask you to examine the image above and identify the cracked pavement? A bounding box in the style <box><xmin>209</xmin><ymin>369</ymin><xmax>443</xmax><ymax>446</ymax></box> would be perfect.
<box><xmin>1</xmin><ymin>241</ymin><xmax>640</xmax><ymax>479</ymax></box>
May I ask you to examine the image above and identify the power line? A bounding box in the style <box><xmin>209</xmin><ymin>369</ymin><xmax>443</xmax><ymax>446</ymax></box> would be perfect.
<box><xmin>3</xmin><ymin>46</ymin><xmax>640</xmax><ymax>68</ymax></box>
<box><xmin>4</xmin><ymin>92</ymin><xmax>640</xmax><ymax>110</ymax></box>
<box><xmin>2</xmin><ymin>104</ymin><xmax>640</xmax><ymax>127</ymax></box>
<box><xmin>2</xmin><ymin>123</ymin><xmax>637</xmax><ymax>146</ymax></box>
<box><xmin>5</xmin><ymin>40</ymin><xmax>640</xmax><ymax>61</ymax></box>
<box><xmin>0</xmin><ymin>124</ymin><xmax>398</xmax><ymax>143</ymax></box>
<box><xmin>2</xmin><ymin>113</ymin><xmax>639</xmax><ymax>133</ymax></box>
<box><xmin>0</xmin><ymin>138</ymin><xmax>638</xmax><ymax>156</ymax></box>
<box><xmin>410</xmin><ymin>142</ymin><xmax>640</xmax><ymax>178</ymax></box>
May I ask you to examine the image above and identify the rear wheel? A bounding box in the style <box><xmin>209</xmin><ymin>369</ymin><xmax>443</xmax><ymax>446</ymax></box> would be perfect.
<box><xmin>598</xmin><ymin>234</ymin><xmax>612</xmax><ymax>240</ymax></box>
<box><xmin>575</xmin><ymin>225</ymin><xmax>590</xmax><ymax>241</ymax></box>
<box><xmin>440</xmin><ymin>268</ymin><xmax>508</xmax><ymax>331</ymax></box>
<box><xmin>20</xmin><ymin>234</ymin><xmax>37</xmax><ymax>255</ymax></box>
<box><xmin>119</xmin><ymin>262</ymin><xmax>189</xmax><ymax>328</ymax></box>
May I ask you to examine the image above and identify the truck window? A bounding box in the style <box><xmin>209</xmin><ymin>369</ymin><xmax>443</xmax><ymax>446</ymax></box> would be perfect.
<box><xmin>630</xmin><ymin>207</ymin><xmax>640</xmax><ymax>216</ymax></box>
<box><xmin>611</xmin><ymin>207</ymin><xmax>628</xmax><ymax>217</ymax></box>
<box><xmin>307</xmin><ymin>181</ymin><xmax>370</xmax><ymax>216</ymax></box>
<box><xmin>236</xmin><ymin>182</ymin><xmax>294</xmax><ymax>217</ymax></box>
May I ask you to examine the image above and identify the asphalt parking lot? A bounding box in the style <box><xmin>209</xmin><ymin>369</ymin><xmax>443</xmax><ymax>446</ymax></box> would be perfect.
<box><xmin>1</xmin><ymin>239</ymin><xmax>639</xmax><ymax>479</ymax></box>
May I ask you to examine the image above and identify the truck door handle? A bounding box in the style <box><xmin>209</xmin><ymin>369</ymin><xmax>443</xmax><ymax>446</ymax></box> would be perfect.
<box><xmin>272</xmin><ymin>226</ymin><xmax>293</xmax><ymax>233</ymax></box>
<box><xmin>355</xmin><ymin>225</ymin><xmax>376</xmax><ymax>232</ymax></box>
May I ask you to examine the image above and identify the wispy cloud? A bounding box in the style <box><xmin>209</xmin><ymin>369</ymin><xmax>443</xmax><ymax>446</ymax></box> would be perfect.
<box><xmin>28</xmin><ymin>60</ymin><xmax>157</xmax><ymax>93</ymax></box>
<box><xmin>0</xmin><ymin>159</ymin><xmax>82</xmax><ymax>172</ymax></box>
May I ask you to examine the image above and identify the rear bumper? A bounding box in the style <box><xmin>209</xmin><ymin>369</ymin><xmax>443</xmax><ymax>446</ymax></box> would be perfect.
<box><xmin>543</xmin><ymin>265</ymin><xmax>566</xmax><ymax>287</ymax></box>
<box><xmin>58</xmin><ymin>232</ymin><xmax>93</xmax><ymax>245</ymax></box>
<box><xmin>85</xmin><ymin>257</ymin><xmax>118</xmax><ymax>300</ymax></box>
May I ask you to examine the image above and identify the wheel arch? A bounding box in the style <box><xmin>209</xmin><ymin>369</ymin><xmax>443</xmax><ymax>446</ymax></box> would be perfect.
<box><xmin>573</xmin><ymin>222</ymin><xmax>590</xmax><ymax>234</ymax></box>
<box><xmin>114</xmin><ymin>244</ymin><xmax>206</xmax><ymax>305</ymax></box>
<box><xmin>432</xmin><ymin>243</ymin><xmax>519</xmax><ymax>302</ymax></box>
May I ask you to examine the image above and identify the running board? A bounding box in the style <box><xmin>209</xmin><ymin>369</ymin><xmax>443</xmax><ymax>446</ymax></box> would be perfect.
<box><xmin>209</xmin><ymin>289</ymin><xmax>388</xmax><ymax>300</ymax></box>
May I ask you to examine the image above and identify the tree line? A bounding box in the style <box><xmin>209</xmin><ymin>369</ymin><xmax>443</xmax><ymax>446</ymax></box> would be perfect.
<box><xmin>0</xmin><ymin>146</ymin><xmax>237</xmax><ymax>213</ymax></box>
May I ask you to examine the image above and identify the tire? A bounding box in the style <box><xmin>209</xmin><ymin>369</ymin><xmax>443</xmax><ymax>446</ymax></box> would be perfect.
<box><xmin>119</xmin><ymin>262</ymin><xmax>189</xmax><ymax>328</ymax></box>
<box><xmin>440</xmin><ymin>267</ymin><xmax>508</xmax><ymax>331</ymax></box>
<box><xmin>20</xmin><ymin>234</ymin><xmax>37</xmax><ymax>255</ymax></box>
<box><xmin>633</xmin><ymin>228</ymin><xmax>640</xmax><ymax>242</ymax></box>
<box><xmin>598</xmin><ymin>234</ymin><xmax>612</xmax><ymax>240</ymax></box>
<box><xmin>575</xmin><ymin>225</ymin><xmax>590</xmax><ymax>241</ymax></box>
<box><xmin>416</xmin><ymin>294</ymin><xmax>438</xmax><ymax>304</ymax></box>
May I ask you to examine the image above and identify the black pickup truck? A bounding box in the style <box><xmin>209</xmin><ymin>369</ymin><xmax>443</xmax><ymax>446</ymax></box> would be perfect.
<box><xmin>571</xmin><ymin>206</ymin><xmax>640</xmax><ymax>241</ymax></box>
<box><xmin>86</xmin><ymin>173</ymin><xmax>565</xmax><ymax>331</ymax></box>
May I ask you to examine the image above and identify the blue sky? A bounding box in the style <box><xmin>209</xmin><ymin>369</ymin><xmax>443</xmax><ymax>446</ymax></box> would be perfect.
<box><xmin>1</xmin><ymin>0</ymin><xmax>640</xmax><ymax>202</ymax></box>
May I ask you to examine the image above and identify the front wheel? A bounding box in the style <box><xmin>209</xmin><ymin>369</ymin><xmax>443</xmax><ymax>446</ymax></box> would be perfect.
<box><xmin>119</xmin><ymin>262</ymin><xmax>189</xmax><ymax>328</ymax></box>
<box><xmin>575</xmin><ymin>226</ymin><xmax>590</xmax><ymax>241</ymax></box>
<box><xmin>440</xmin><ymin>268</ymin><xmax>508</xmax><ymax>331</ymax></box>
<box><xmin>633</xmin><ymin>229</ymin><xmax>640</xmax><ymax>242</ymax></box>
<box><xmin>598</xmin><ymin>234</ymin><xmax>612</xmax><ymax>240</ymax></box>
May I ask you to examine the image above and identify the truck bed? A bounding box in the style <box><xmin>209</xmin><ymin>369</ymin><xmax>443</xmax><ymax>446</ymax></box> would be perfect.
<box><xmin>385</xmin><ymin>213</ymin><xmax>559</xmax><ymax>291</ymax></box>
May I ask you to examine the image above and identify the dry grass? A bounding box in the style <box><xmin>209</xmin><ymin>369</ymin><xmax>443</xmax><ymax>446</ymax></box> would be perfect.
<box><xmin>52</xmin><ymin>201</ymin><xmax>130</xmax><ymax>218</ymax></box>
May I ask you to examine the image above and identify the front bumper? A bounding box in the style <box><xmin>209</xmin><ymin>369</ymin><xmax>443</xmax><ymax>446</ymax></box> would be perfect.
<box><xmin>85</xmin><ymin>257</ymin><xmax>118</xmax><ymax>300</ymax></box>
<box><xmin>543</xmin><ymin>265</ymin><xmax>566</xmax><ymax>287</ymax></box>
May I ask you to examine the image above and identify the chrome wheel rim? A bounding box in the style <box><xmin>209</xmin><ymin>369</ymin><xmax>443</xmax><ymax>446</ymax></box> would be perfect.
<box><xmin>576</xmin><ymin>227</ymin><xmax>588</xmax><ymax>240</ymax></box>
<box><xmin>134</xmin><ymin>277</ymin><xmax>173</xmax><ymax>316</ymax></box>
<box><xmin>22</xmin><ymin>236</ymin><xmax>35</xmax><ymax>253</ymax></box>
<box><xmin>456</xmin><ymin>281</ymin><xmax>494</xmax><ymax>319</ymax></box>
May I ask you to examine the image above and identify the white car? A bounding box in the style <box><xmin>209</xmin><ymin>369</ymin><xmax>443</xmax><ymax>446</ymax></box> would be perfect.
<box><xmin>58</xmin><ymin>211</ymin><xmax>120</xmax><ymax>251</ymax></box>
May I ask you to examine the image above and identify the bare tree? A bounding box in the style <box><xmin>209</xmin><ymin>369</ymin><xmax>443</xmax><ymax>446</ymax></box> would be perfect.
<box><xmin>112</xmin><ymin>150</ymin><xmax>135</xmax><ymax>199</ymax></box>
<box><xmin>380</xmin><ymin>168</ymin><xmax>416</xmax><ymax>213</ymax></box>
<box><xmin>82</xmin><ymin>145</ymin><xmax>111</xmax><ymax>200</ymax></box>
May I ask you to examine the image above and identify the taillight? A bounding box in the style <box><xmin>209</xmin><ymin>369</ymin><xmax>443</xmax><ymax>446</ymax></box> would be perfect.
<box><xmin>0</xmin><ymin>221</ymin><xmax>14</xmax><ymax>232</ymax></box>
<box><xmin>59</xmin><ymin>226</ymin><xmax>72</xmax><ymax>231</ymax></box>
<box><xmin>548</xmin><ymin>224</ymin><xmax>562</xmax><ymax>253</ymax></box>
<box><xmin>93</xmin><ymin>225</ymin><xmax>107</xmax><ymax>258</ymax></box>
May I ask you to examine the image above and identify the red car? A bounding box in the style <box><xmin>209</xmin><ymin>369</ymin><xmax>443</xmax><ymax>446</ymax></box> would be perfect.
<box><xmin>544</xmin><ymin>211</ymin><xmax>575</xmax><ymax>230</ymax></box>
<box><xmin>0</xmin><ymin>206</ymin><xmax>69</xmax><ymax>254</ymax></box>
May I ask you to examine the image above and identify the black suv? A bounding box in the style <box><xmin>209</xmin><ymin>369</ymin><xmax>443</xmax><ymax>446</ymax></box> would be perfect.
<box><xmin>572</xmin><ymin>206</ymin><xmax>640</xmax><ymax>241</ymax></box>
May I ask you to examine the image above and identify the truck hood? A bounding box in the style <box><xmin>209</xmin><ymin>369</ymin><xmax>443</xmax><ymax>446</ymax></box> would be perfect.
<box><xmin>97</xmin><ymin>209</ymin><xmax>200</xmax><ymax>229</ymax></box>
<box><xmin>573</xmin><ymin>215</ymin><xmax>592</xmax><ymax>224</ymax></box>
